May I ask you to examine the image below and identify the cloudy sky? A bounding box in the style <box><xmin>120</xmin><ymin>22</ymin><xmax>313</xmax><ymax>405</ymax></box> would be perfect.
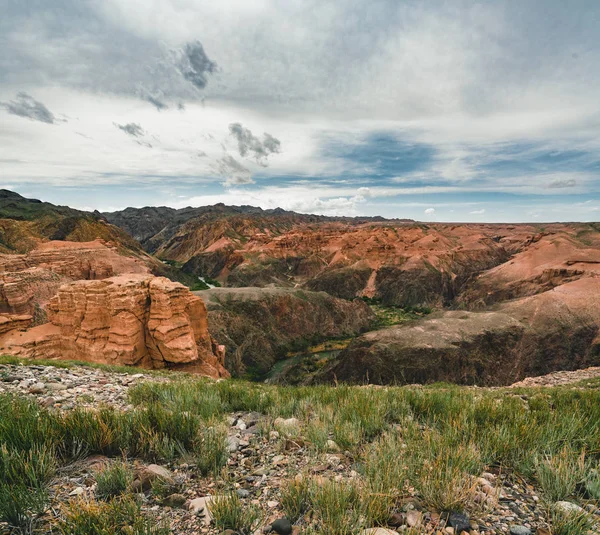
<box><xmin>1</xmin><ymin>0</ymin><xmax>600</xmax><ymax>221</ymax></box>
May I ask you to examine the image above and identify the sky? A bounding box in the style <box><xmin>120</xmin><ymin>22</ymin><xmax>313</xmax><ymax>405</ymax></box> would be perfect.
<box><xmin>1</xmin><ymin>1</ymin><xmax>600</xmax><ymax>222</ymax></box>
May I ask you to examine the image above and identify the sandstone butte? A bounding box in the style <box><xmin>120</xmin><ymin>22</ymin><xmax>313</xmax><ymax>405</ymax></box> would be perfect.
<box><xmin>0</xmin><ymin>274</ymin><xmax>228</xmax><ymax>378</ymax></box>
<box><xmin>0</xmin><ymin>239</ymin><xmax>150</xmax><ymax>316</ymax></box>
<box><xmin>0</xmin><ymin>240</ymin><xmax>228</xmax><ymax>379</ymax></box>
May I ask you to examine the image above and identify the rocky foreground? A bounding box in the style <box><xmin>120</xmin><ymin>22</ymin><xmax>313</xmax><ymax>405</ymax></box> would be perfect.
<box><xmin>1</xmin><ymin>361</ymin><xmax>599</xmax><ymax>535</ymax></box>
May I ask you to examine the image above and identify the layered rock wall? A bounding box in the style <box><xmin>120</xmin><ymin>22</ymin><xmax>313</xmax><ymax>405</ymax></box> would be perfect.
<box><xmin>0</xmin><ymin>240</ymin><xmax>150</xmax><ymax>315</ymax></box>
<box><xmin>0</xmin><ymin>275</ymin><xmax>228</xmax><ymax>378</ymax></box>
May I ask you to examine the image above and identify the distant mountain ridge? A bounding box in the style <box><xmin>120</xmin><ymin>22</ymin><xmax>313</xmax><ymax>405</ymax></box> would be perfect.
<box><xmin>103</xmin><ymin>203</ymin><xmax>410</xmax><ymax>252</ymax></box>
<box><xmin>0</xmin><ymin>189</ymin><xmax>138</xmax><ymax>253</ymax></box>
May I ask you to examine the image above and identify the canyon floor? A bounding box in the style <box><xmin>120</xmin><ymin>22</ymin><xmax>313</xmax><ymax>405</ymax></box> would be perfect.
<box><xmin>1</xmin><ymin>357</ymin><xmax>600</xmax><ymax>535</ymax></box>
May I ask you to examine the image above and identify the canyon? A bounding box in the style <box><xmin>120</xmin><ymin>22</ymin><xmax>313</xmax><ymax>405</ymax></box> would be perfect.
<box><xmin>0</xmin><ymin>190</ymin><xmax>599</xmax><ymax>384</ymax></box>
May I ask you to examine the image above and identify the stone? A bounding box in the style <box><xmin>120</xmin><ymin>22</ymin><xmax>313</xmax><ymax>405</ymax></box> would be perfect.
<box><xmin>406</xmin><ymin>510</ymin><xmax>422</xmax><ymax>527</ymax></box>
<box><xmin>510</xmin><ymin>526</ymin><xmax>531</xmax><ymax>535</ymax></box>
<box><xmin>360</xmin><ymin>529</ymin><xmax>399</xmax><ymax>535</ymax></box>
<box><xmin>188</xmin><ymin>496</ymin><xmax>215</xmax><ymax>526</ymax></box>
<box><xmin>236</xmin><ymin>488</ymin><xmax>250</xmax><ymax>498</ymax></box>
<box><xmin>269</xmin><ymin>518</ymin><xmax>292</xmax><ymax>535</ymax></box>
<box><xmin>448</xmin><ymin>513</ymin><xmax>470</xmax><ymax>534</ymax></box>
<box><xmin>554</xmin><ymin>501</ymin><xmax>584</xmax><ymax>514</ymax></box>
<box><xmin>28</xmin><ymin>382</ymin><xmax>45</xmax><ymax>394</ymax></box>
<box><xmin>134</xmin><ymin>464</ymin><xmax>175</xmax><ymax>491</ymax></box>
<box><xmin>163</xmin><ymin>493</ymin><xmax>187</xmax><ymax>508</ymax></box>
<box><xmin>227</xmin><ymin>436</ymin><xmax>240</xmax><ymax>452</ymax></box>
<box><xmin>274</xmin><ymin>417</ymin><xmax>300</xmax><ymax>430</ymax></box>
<box><xmin>46</xmin><ymin>382</ymin><xmax>68</xmax><ymax>391</ymax></box>
<box><xmin>326</xmin><ymin>440</ymin><xmax>340</xmax><ymax>452</ymax></box>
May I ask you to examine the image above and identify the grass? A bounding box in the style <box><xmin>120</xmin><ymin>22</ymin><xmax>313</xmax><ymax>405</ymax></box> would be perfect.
<box><xmin>550</xmin><ymin>506</ymin><xmax>595</xmax><ymax>535</ymax></box>
<box><xmin>57</xmin><ymin>495</ymin><xmax>169</xmax><ymax>535</ymax></box>
<box><xmin>208</xmin><ymin>493</ymin><xmax>263</xmax><ymax>535</ymax></box>
<box><xmin>535</xmin><ymin>447</ymin><xmax>587</xmax><ymax>502</ymax></box>
<box><xmin>2</xmin><ymin>363</ymin><xmax>600</xmax><ymax>533</ymax></box>
<box><xmin>95</xmin><ymin>462</ymin><xmax>134</xmax><ymax>500</ymax></box>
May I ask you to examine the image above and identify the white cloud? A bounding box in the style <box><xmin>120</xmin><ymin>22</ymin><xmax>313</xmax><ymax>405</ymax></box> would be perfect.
<box><xmin>469</xmin><ymin>209</ymin><xmax>486</xmax><ymax>215</ymax></box>
<box><xmin>2</xmin><ymin>1</ymin><xmax>600</xmax><ymax>221</ymax></box>
<box><xmin>424</xmin><ymin>207</ymin><xmax>435</xmax><ymax>215</ymax></box>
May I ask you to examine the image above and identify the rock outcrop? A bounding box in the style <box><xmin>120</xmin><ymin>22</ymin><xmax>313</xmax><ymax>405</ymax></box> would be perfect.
<box><xmin>196</xmin><ymin>287</ymin><xmax>375</xmax><ymax>376</ymax></box>
<box><xmin>320</xmin><ymin>278</ymin><xmax>600</xmax><ymax>386</ymax></box>
<box><xmin>0</xmin><ymin>240</ymin><xmax>150</xmax><ymax>315</ymax></box>
<box><xmin>0</xmin><ymin>274</ymin><xmax>228</xmax><ymax>378</ymax></box>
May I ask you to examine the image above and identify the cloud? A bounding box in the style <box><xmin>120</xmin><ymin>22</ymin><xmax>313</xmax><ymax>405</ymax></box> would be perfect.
<box><xmin>177</xmin><ymin>41</ymin><xmax>218</xmax><ymax>91</ymax></box>
<box><xmin>424</xmin><ymin>207</ymin><xmax>435</xmax><ymax>215</ymax></box>
<box><xmin>548</xmin><ymin>178</ymin><xmax>577</xmax><ymax>188</ymax></box>
<box><xmin>469</xmin><ymin>209</ymin><xmax>486</xmax><ymax>215</ymax></box>
<box><xmin>216</xmin><ymin>154</ymin><xmax>254</xmax><ymax>186</ymax></box>
<box><xmin>115</xmin><ymin>122</ymin><xmax>144</xmax><ymax>137</ymax></box>
<box><xmin>138</xmin><ymin>89</ymin><xmax>168</xmax><ymax>111</ymax></box>
<box><xmin>0</xmin><ymin>92</ymin><xmax>56</xmax><ymax>124</ymax></box>
<box><xmin>228</xmin><ymin>123</ymin><xmax>281</xmax><ymax>164</ymax></box>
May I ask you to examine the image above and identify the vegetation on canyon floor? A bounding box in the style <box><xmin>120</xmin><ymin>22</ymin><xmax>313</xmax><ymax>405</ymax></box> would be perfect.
<box><xmin>1</xmin><ymin>359</ymin><xmax>599</xmax><ymax>534</ymax></box>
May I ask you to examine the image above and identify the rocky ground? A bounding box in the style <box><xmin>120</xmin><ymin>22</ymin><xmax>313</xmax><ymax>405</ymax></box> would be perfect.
<box><xmin>509</xmin><ymin>366</ymin><xmax>600</xmax><ymax>388</ymax></box>
<box><xmin>2</xmin><ymin>362</ymin><xmax>599</xmax><ymax>535</ymax></box>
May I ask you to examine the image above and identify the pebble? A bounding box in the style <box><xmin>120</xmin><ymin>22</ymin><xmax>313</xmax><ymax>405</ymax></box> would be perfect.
<box><xmin>448</xmin><ymin>513</ymin><xmax>471</xmax><ymax>534</ymax></box>
<box><xmin>269</xmin><ymin>518</ymin><xmax>292</xmax><ymax>535</ymax></box>
<box><xmin>554</xmin><ymin>501</ymin><xmax>584</xmax><ymax>514</ymax></box>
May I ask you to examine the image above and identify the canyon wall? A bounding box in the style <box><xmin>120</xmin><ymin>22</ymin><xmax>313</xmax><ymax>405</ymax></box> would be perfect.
<box><xmin>0</xmin><ymin>274</ymin><xmax>228</xmax><ymax>378</ymax></box>
<box><xmin>197</xmin><ymin>287</ymin><xmax>375</xmax><ymax>376</ymax></box>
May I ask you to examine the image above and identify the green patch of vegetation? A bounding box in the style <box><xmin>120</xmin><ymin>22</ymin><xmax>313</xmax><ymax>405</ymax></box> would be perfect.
<box><xmin>209</xmin><ymin>493</ymin><xmax>263</xmax><ymax>535</ymax></box>
<box><xmin>280</xmin><ymin>477</ymin><xmax>311</xmax><ymax>523</ymax></box>
<box><xmin>550</xmin><ymin>506</ymin><xmax>595</xmax><ymax>535</ymax></box>
<box><xmin>361</xmin><ymin>298</ymin><xmax>432</xmax><ymax>328</ymax></box>
<box><xmin>57</xmin><ymin>495</ymin><xmax>168</xmax><ymax>535</ymax></box>
<box><xmin>95</xmin><ymin>462</ymin><xmax>134</xmax><ymax>500</ymax></box>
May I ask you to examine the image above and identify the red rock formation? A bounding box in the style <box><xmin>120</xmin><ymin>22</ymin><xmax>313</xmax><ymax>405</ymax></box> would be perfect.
<box><xmin>0</xmin><ymin>274</ymin><xmax>228</xmax><ymax>378</ymax></box>
<box><xmin>0</xmin><ymin>314</ymin><xmax>32</xmax><ymax>336</ymax></box>
<box><xmin>0</xmin><ymin>240</ymin><xmax>150</xmax><ymax>314</ymax></box>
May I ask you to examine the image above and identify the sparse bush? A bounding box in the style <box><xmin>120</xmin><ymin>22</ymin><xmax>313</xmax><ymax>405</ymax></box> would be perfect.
<box><xmin>584</xmin><ymin>467</ymin><xmax>600</xmax><ymax>499</ymax></box>
<box><xmin>0</xmin><ymin>482</ymin><xmax>47</xmax><ymax>530</ymax></box>
<box><xmin>95</xmin><ymin>462</ymin><xmax>134</xmax><ymax>500</ymax></box>
<box><xmin>310</xmin><ymin>479</ymin><xmax>362</xmax><ymax>535</ymax></box>
<box><xmin>57</xmin><ymin>495</ymin><xmax>169</xmax><ymax>535</ymax></box>
<box><xmin>306</xmin><ymin>418</ymin><xmax>330</xmax><ymax>452</ymax></box>
<box><xmin>194</xmin><ymin>425</ymin><xmax>228</xmax><ymax>476</ymax></box>
<box><xmin>536</xmin><ymin>448</ymin><xmax>586</xmax><ymax>502</ymax></box>
<box><xmin>280</xmin><ymin>476</ymin><xmax>311</xmax><ymax>523</ymax></box>
<box><xmin>362</xmin><ymin>431</ymin><xmax>408</xmax><ymax>524</ymax></box>
<box><xmin>550</xmin><ymin>506</ymin><xmax>595</xmax><ymax>535</ymax></box>
<box><xmin>209</xmin><ymin>493</ymin><xmax>263</xmax><ymax>535</ymax></box>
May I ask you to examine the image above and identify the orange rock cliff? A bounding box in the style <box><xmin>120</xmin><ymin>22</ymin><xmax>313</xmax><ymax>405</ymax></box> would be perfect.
<box><xmin>0</xmin><ymin>274</ymin><xmax>228</xmax><ymax>378</ymax></box>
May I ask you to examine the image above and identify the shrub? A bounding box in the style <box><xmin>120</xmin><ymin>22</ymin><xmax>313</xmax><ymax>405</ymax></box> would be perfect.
<box><xmin>310</xmin><ymin>479</ymin><xmax>362</xmax><ymax>535</ymax></box>
<box><xmin>209</xmin><ymin>493</ymin><xmax>262</xmax><ymax>535</ymax></box>
<box><xmin>194</xmin><ymin>426</ymin><xmax>228</xmax><ymax>476</ymax></box>
<box><xmin>57</xmin><ymin>495</ymin><xmax>169</xmax><ymax>535</ymax></box>
<box><xmin>550</xmin><ymin>507</ymin><xmax>595</xmax><ymax>535</ymax></box>
<box><xmin>0</xmin><ymin>482</ymin><xmax>47</xmax><ymax>530</ymax></box>
<box><xmin>280</xmin><ymin>477</ymin><xmax>311</xmax><ymax>523</ymax></box>
<box><xmin>95</xmin><ymin>462</ymin><xmax>134</xmax><ymax>500</ymax></box>
<box><xmin>536</xmin><ymin>448</ymin><xmax>586</xmax><ymax>502</ymax></box>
